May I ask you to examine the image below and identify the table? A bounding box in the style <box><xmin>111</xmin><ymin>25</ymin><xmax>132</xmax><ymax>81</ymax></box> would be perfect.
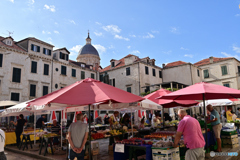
<box><xmin>114</xmin><ymin>144</ymin><xmax>152</xmax><ymax>160</ymax></box>
<box><xmin>39</xmin><ymin>136</ymin><xmax>60</xmax><ymax>156</ymax></box>
<box><xmin>19</xmin><ymin>134</ymin><xmax>33</xmax><ymax>151</ymax></box>
<box><xmin>5</xmin><ymin>130</ymin><xmax>40</xmax><ymax>145</ymax></box>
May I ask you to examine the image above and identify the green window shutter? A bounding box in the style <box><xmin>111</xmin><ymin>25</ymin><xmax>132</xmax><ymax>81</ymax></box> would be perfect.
<box><xmin>31</xmin><ymin>44</ymin><xmax>34</xmax><ymax>51</ymax></box>
<box><xmin>49</xmin><ymin>50</ymin><xmax>51</xmax><ymax>56</ymax></box>
<box><xmin>43</xmin><ymin>48</ymin><xmax>46</xmax><ymax>54</ymax></box>
<box><xmin>0</xmin><ymin>54</ymin><xmax>3</xmax><ymax>67</ymax></box>
<box><xmin>204</xmin><ymin>70</ymin><xmax>209</xmax><ymax>78</ymax></box>
<box><xmin>221</xmin><ymin>66</ymin><xmax>227</xmax><ymax>75</ymax></box>
<box><xmin>37</xmin><ymin>46</ymin><xmax>40</xmax><ymax>52</ymax></box>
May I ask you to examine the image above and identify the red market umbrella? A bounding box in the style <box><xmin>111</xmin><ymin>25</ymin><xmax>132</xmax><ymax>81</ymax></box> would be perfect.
<box><xmin>28</xmin><ymin>78</ymin><xmax>144</xmax><ymax>159</ymax></box>
<box><xmin>94</xmin><ymin>110</ymin><xmax>99</xmax><ymax>119</ymax></box>
<box><xmin>138</xmin><ymin>110</ymin><xmax>142</xmax><ymax>118</ymax></box>
<box><xmin>144</xmin><ymin>89</ymin><xmax>198</xmax><ymax>108</ymax></box>
<box><xmin>157</xmin><ymin>82</ymin><xmax>240</xmax><ymax>151</ymax></box>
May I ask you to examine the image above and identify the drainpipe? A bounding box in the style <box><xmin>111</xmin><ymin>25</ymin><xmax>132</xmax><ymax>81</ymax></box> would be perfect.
<box><xmin>138</xmin><ymin>62</ymin><xmax>141</xmax><ymax>96</ymax></box>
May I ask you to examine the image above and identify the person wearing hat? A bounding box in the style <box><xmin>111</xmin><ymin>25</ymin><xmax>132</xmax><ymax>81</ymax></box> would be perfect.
<box><xmin>11</xmin><ymin>114</ymin><xmax>26</xmax><ymax>147</ymax></box>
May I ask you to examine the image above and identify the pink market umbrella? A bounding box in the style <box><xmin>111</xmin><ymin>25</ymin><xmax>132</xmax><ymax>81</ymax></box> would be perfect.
<box><xmin>28</xmin><ymin>78</ymin><xmax>144</xmax><ymax>159</ymax></box>
<box><xmin>157</xmin><ymin>82</ymin><xmax>240</xmax><ymax>151</ymax></box>
<box><xmin>144</xmin><ymin>89</ymin><xmax>198</xmax><ymax>108</ymax></box>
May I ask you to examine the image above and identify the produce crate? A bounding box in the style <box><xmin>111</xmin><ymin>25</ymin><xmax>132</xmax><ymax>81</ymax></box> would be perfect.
<box><xmin>222</xmin><ymin>137</ymin><xmax>238</xmax><ymax>145</ymax></box>
<box><xmin>91</xmin><ymin>141</ymin><xmax>99</xmax><ymax>150</ymax></box>
<box><xmin>152</xmin><ymin>147</ymin><xmax>179</xmax><ymax>160</ymax></box>
<box><xmin>221</xmin><ymin>130</ymin><xmax>237</xmax><ymax>136</ymax></box>
<box><xmin>223</xmin><ymin>143</ymin><xmax>239</xmax><ymax>148</ymax></box>
<box><xmin>92</xmin><ymin>149</ymin><xmax>99</xmax><ymax>156</ymax></box>
<box><xmin>221</xmin><ymin>134</ymin><xmax>238</xmax><ymax>139</ymax></box>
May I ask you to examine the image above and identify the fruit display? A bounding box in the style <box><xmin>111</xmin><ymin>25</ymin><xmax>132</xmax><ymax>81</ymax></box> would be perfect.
<box><xmin>116</xmin><ymin>138</ymin><xmax>144</xmax><ymax>145</ymax></box>
<box><xmin>165</xmin><ymin>120</ymin><xmax>179</xmax><ymax>126</ymax></box>
<box><xmin>35</xmin><ymin>131</ymin><xmax>49</xmax><ymax>137</ymax></box>
<box><xmin>109</xmin><ymin>129</ymin><xmax>122</xmax><ymax>136</ymax></box>
<box><xmin>152</xmin><ymin>140</ymin><xmax>174</xmax><ymax>148</ymax></box>
<box><xmin>43</xmin><ymin>133</ymin><xmax>58</xmax><ymax>138</ymax></box>
<box><xmin>91</xmin><ymin>133</ymin><xmax>104</xmax><ymax>139</ymax></box>
<box><xmin>144</xmin><ymin>131</ymin><xmax>176</xmax><ymax>139</ymax></box>
<box><xmin>127</xmin><ymin>128</ymin><xmax>137</xmax><ymax>132</ymax></box>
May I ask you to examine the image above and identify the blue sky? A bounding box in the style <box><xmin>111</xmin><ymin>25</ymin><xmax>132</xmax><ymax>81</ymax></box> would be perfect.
<box><xmin>0</xmin><ymin>0</ymin><xmax>240</xmax><ymax>68</ymax></box>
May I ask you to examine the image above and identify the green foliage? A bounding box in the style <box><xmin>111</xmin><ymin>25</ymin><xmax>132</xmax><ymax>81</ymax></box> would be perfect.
<box><xmin>166</xmin><ymin>88</ymin><xmax>178</xmax><ymax>91</ymax></box>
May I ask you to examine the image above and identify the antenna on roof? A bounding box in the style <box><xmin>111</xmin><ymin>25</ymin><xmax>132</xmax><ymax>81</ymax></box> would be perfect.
<box><xmin>6</xmin><ymin>30</ymin><xmax>14</xmax><ymax>37</ymax></box>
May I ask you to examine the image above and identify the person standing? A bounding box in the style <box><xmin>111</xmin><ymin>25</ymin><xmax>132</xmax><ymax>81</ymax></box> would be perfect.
<box><xmin>206</xmin><ymin>105</ymin><xmax>222</xmax><ymax>152</ymax></box>
<box><xmin>68</xmin><ymin>113</ymin><xmax>88</xmax><ymax>160</ymax></box>
<box><xmin>109</xmin><ymin>111</ymin><xmax>120</xmax><ymax>128</ymax></box>
<box><xmin>226</xmin><ymin>107</ymin><xmax>233</xmax><ymax>121</ymax></box>
<box><xmin>173</xmin><ymin>109</ymin><xmax>205</xmax><ymax>160</ymax></box>
<box><xmin>11</xmin><ymin>114</ymin><xmax>26</xmax><ymax>147</ymax></box>
<box><xmin>148</xmin><ymin>112</ymin><xmax>152</xmax><ymax>122</ymax></box>
<box><xmin>36</xmin><ymin>115</ymin><xmax>46</xmax><ymax>128</ymax></box>
<box><xmin>0</xmin><ymin>129</ymin><xmax>6</xmax><ymax>160</ymax></box>
<box><xmin>104</xmin><ymin>113</ymin><xmax>110</xmax><ymax>124</ymax></box>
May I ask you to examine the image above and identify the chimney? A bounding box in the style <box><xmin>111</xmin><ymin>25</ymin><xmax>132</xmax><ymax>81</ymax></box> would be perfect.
<box><xmin>162</xmin><ymin>64</ymin><xmax>166</xmax><ymax>68</ymax></box>
<box><xmin>209</xmin><ymin>56</ymin><xmax>214</xmax><ymax>63</ymax></box>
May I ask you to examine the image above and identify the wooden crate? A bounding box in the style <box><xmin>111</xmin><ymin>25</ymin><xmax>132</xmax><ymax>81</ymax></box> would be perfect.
<box><xmin>222</xmin><ymin>137</ymin><xmax>238</xmax><ymax>145</ymax></box>
<box><xmin>223</xmin><ymin>143</ymin><xmax>239</xmax><ymax>148</ymax></box>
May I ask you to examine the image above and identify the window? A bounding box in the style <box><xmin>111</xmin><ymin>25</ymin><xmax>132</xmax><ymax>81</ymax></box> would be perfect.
<box><xmin>159</xmin><ymin>71</ymin><xmax>162</xmax><ymax>78</ymax></box>
<box><xmin>91</xmin><ymin>73</ymin><xmax>95</xmax><ymax>79</ymax></box>
<box><xmin>43</xmin><ymin>48</ymin><xmax>52</xmax><ymax>56</ymax></box>
<box><xmin>59</xmin><ymin>52</ymin><xmax>69</xmax><ymax>61</ymax></box>
<box><xmin>126</xmin><ymin>67</ymin><xmax>130</xmax><ymax>76</ymax></box>
<box><xmin>72</xmin><ymin>69</ymin><xmax>76</xmax><ymax>77</ymax></box>
<box><xmin>31</xmin><ymin>44</ymin><xmax>40</xmax><ymax>52</ymax></box>
<box><xmin>81</xmin><ymin>71</ymin><xmax>85</xmax><ymax>79</ymax></box>
<box><xmin>197</xmin><ymin>69</ymin><xmax>200</xmax><ymax>77</ymax></box>
<box><xmin>11</xmin><ymin>92</ymin><xmax>19</xmax><ymax>101</ymax></box>
<box><xmin>12</xmin><ymin>67</ymin><xmax>21</xmax><ymax>83</ymax></box>
<box><xmin>127</xmin><ymin>87</ymin><xmax>131</xmax><ymax>93</ymax></box>
<box><xmin>30</xmin><ymin>84</ymin><xmax>36</xmax><ymax>97</ymax></box>
<box><xmin>61</xmin><ymin>65</ymin><xmax>67</xmax><ymax>75</ymax></box>
<box><xmin>238</xmin><ymin>66</ymin><xmax>240</xmax><ymax>73</ymax></box>
<box><xmin>0</xmin><ymin>54</ymin><xmax>3</xmax><ymax>67</ymax></box>
<box><xmin>145</xmin><ymin>86</ymin><xmax>150</xmax><ymax>93</ymax></box>
<box><xmin>100</xmin><ymin>75</ymin><xmax>103</xmax><ymax>82</ymax></box>
<box><xmin>113</xmin><ymin>79</ymin><xmax>115</xmax><ymax>87</ymax></box>
<box><xmin>203</xmin><ymin>69</ymin><xmax>209</xmax><ymax>78</ymax></box>
<box><xmin>152</xmin><ymin>68</ymin><xmax>156</xmax><ymax>76</ymax></box>
<box><xmin>111</xmin><ymin>61</ymin><xmax>115</xmax><ymax>67</ymax></box>
<box><xmin>145</xmin><ymin>66</ymin><xmax>149</xmax><ymax>75</ymax></box>
<box><xmin>31</xmin><ymin>61</ymin><xmax>37</xmax><ymax>73</ymax></box>
<box><xmin>43</xmin><ymin>86</ymin><xmax>48</xmax><ymax>96</ymax></box>
<box><xmin>221</xmin><ymin>65</ymin><xmax>228</xmax><ymax>75</ymax></box>
<box><xmin>44</xmin><ymin>64</ymin><xmax>49</xmax><ymax>75</ymax></box>
<box><xmin>223</xmin><ymin>83</ymin><xmax>230</xmax><ymax>87</ymax></box>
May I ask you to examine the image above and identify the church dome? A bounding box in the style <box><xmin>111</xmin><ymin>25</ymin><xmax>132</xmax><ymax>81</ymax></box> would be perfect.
<box><xmin>78</xmin><ymin>32</ymin><xmax>99</xmax><ymax>57</ymax></box>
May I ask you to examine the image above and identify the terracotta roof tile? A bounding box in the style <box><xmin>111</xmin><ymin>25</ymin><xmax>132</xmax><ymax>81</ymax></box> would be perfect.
<box><xmin>194</xmin><ymin>57</ymin><xmax>233</xmax><ymax>66</ymax></box>
<box><xmin>164</xmin><ymin>61</ymin><xmax>187</xmax><ymax>68</ymax></box>
<box><xmin>0</xmin><ymin>36</ymin><xmax>26</xmax><ymax>52</ymax></box>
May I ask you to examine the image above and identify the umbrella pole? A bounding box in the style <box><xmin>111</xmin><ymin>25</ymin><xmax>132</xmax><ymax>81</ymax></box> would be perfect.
<box><xmin>88</xmin><ymin>104</ymin><xmax>92</xmax><ymax>160</ymax></box>
<box><xmin>203</xmin><ymin>94</ymin><xmax>208</xmax><ymax>153</ymax></box>
<box><xmin>162</xmin><ymin>108</ymin><xmax>164</xmax><ymax>128</ymax></box>
<box><xmin>34</xmin><ymin>113</ymin><xmax>36</xmax><ymax>145</ymax></box>
<box><xmin>131</xmin><ymin>108</ymin><xmax>133</xmax><ymax>137</ymax></box>
<box><xmin>61</xmin><ymin>110</ymin><xmax>63</xmax><ymax>148</ymax></box>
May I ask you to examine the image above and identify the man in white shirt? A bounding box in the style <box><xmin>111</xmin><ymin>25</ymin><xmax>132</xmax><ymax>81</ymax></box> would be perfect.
<box><xmin>0</xmin><ymin>129</ymin><xmax>6</xmax><ymax>160</ymax></box>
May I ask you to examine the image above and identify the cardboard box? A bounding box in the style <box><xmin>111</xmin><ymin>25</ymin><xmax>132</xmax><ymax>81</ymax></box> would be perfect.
<box><xmin>222</xmin><ymin>137</ymin><xmax>239</xmax><ymax>145</ymax></box>
<box><xmin>92</xmin><ymin>149</ymin><xmax>99</xmax><ymax>156</ymax></box>
<box><xmin>109</xmin><ymin>145</ymin><xmax>113</xmax><ymax>151</ymax></box>
<box><xmin>223</xmin><ymin>143</ymin><xmax>239</xmax><ymax>148</ymax></box>
<box><xmin>221</xmin><ymin>134</ymin><xmax>238</xmax><ymax>139</ymax></box>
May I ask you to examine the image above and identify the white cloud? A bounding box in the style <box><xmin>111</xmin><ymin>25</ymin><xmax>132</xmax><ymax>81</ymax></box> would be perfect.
<box><xmin>42</xmin><ymin>30</ymin><xmax>51</xmax><ymax>34</ymax></box>
<box><xmin>108</xmin><ymin>45</ymin><xmax>114</xmax><ymax>49</ymax></box>
<box><xmin>235</xmin><ymin>14</ymin><xmax>240</xmax><ymax>17</ymax></box>
<box><xmin>130</xmin><ymin>50</ymin><xmax>140</xmax><ymax>54</ymax></box>
<box><xmin>233</xmin><ymin>45</ymin><xmax>240</xmax><ymax>53</ymax></box>
<box><xmin>28</xmin><ymin>0</ymin><xmax>34</xmax><ymax>5</ymax></box>
<box><xmin>170</xmin><ymin>27</ymin><xmax>179</xmax><ymax>34</ymax></box>
<box><xmin>162</xmin><ymin>50</ymin><xmax>172</xmax><ymax>54</ymax></box>
<box><xmin>114</xmin><ymin>35</ymin><xmax>130</xmax><ymax>41</ymax></box>
<box><xmin>93</xmin><ymin>44</ymin><xmax>106</xmax><ymax>55</ymax></box>
<box><xmin>184</xmin><ymin>54</ymin><xmax>193</xmax><ymax>58</ymax></box>
<box><xmin>94</xmin><ymin>32</ymin><xmax>103</xmax><ymax>36</ymax></box>
<box><xmin>127</xmin><ymin>46</ymin><xmax>131</xmax><ymax>49</ymax></box>
<box><xmin>221</xmin><ymin>52</ymin><xmax>240</xmax><ymax>59</ymax></box>
<box><xmin>102</xmin><ymin>25</ymin><xmax>121</xmax><ymax>34</ymax></box>
<box><xmin>143</xmin><ymin>33</ymin><xmax>154</xmax><ymax>39</ymax></box>
<box><xmin>151</xmin><ymin>30</ymin><xmax>159</xmax><ymax>33</ymax></box>
<box><xmin>9</xmin><ymin>0</ymin><xmax>14</xmax><ymax>3</ymax></box>
<box><xmin>44</xmin><ymin>4</ymin><xmax>56</xmax><ymax>12</ymax></box>
<box><xmin>69</xmin><ymin>20</ymin><xmax>76</xmax><ymax>25</ymax></box>
<box><xmin>69</xmin><ymin>45</ymin><xmax>82</xmax><ymax>59</ymax></box>
<box><xmin>95</xmin><ymin>22</ymin><xmax>102</xmax><ymax>25</ymax></box>
<box><xmin>180</xmin><ymin>47</ymin><xmax>189</xmax><ymax>50</ymax></box>
<box><xmin>54</xmin><ymin>30</ymin><xmax>59</xmax><ymax>34</ymax></box>
<box><xmin>54</xmin><ymin>22</ymin><xmax>58</xmax><ymax>25</ymax></box>
<box><xmin>130</xmin><ymin>35</ymin><xmax>136</xmax><ymax>38</ymax></box>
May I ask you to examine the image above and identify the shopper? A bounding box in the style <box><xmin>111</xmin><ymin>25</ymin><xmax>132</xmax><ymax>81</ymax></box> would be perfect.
<box><xmin>226</xmin><ymin>107</ymin><xmax>233</xmax><ymax>121</ymax></box>
<box><xmin>173</xmin><ymin>109</ymin><xmax>205</xmax><ymax>160</ymax></box>
<box><xmin>120</xmin><ymin>114</ymin><xmax>131</xmax><ymax>128</ymax></box>
<box><xmin>11</xmin><ymin>114</ymin><xmax>26</xmax><ymax>147</ymax></box>
<box><xmin>164</xmin><ymin>113</ymin><xmax>172</xmax><ymax>122</ymax></box>
<box><xmin>109</xmin><ymin>111</ymin><xmax>120</xmax><ymax>128</ymax></box>
<box><xmin>0</xmin><ymin>129</ymin><xmax>6</xmax><ymax>160</ymax></box>
<box><xmin>36</xmin><ymin>115</ymin><xmax>46</xmax><ymax>128</ymax></box>
<box><xmin>153</xmin><ymin>113</ymin><xmax>161</xmax><ymax>127</ymax></box>
<box><xmin>139</xmin><ymin>118</ymin><xmax>145</xmax><ymax>129</ymax></box>
<box><xmin>104</xmin><ymin>113</ymin><xmax>110</xmax><ymax>124</ymax></box>
<box><xmin>68</xmin><ymin>113</ymin><xmax>88</xmax><ymax>160</ymax></box>
<box><xmin>95</xmin><ymin>116</ymin><xmax>102</xmax><ymax>124</ymax></box>
<box><xmin>206</xmin><ymin>105</ymin><xmax>222</xmax><ymax>152</ymax></box>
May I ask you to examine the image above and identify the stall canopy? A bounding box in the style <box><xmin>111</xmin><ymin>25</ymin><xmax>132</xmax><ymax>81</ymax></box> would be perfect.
<box><xmin>198</xmin><ymin>99</ymin><xmax>239</xmax><ymax>107</ymax></box>
<box><xmin>144</xmin><ymin>89</ymin><xmax>198</xmax><ymax>108</ymax></box>
<box><xmin>0</xmin><ymin>100</ymin><xmax>19</xmax><ymax>108</ymax></box>
<box><xmin>157</xmin><ymin>82</ymin><xmax>240</xmax><ymax>151</ymax></box>
<box><xmin>27</xmin><ymin>78</ymin><xmax>144</xmax><ymax>160</ymax></box>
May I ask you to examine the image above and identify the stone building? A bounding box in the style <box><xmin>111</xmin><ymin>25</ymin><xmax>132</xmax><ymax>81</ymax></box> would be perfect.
<box><xmin>0</xmin><ymin>34</ymin><xmax>98</xmax><ymax>104</ymax></box>
<box><xmin>100</xmin><ymin>54</ymin><xmax>163</xmax><ymax>95</ymax></box>
<box><xmin>194</xmin><ymin>56</ymin><xmax>240</xmax><ymax>90</ymax></box>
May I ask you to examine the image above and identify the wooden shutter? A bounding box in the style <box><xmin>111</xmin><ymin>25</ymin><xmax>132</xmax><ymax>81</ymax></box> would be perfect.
<box><xmin>43</xmin><ymin>86</ymin><xmax>48</xmax><ymax>96</ymax></box>
<box><xmin>49</xmin><ymin>50</ymin><xmax>51</xmax><ymax>56</ymax></box>
<box><xmin>43</xmin><ymin>48</ymin><xmax>46</xmax><ymax>54</ymax></box>
<box><xmin>145</xmin><ymin>66</ymin><xmax>149</xmax><ymax>75</ymax></box>
<box><xmin>66</xmin><ymin>54</ymin><xmax>69</xmax><ymax>61</ymax></box>
<box><xmin>152</xmin><ymin>68</ymin><xmax>156</xmax><ymax>76</ymax></box>
<box><xmin>0</xmin><ymin>54</ymin><xmax>3</xmax><ymax>67</ymax></box>
<box><xmin>31</xmin><ymin>61</ymin><xmax>37</xmax><ymax>73</ymax></box>
<box><xmin>30</xmin><ymin>84</ymin><xmax>36</xmax><ymax>97</ymax></box>
<box><xmin>159</xmin><ymin>71</ymin><xmax>162</xmax><ymax>78</ymax></box>
<box><xmin>59</xmin><ymin>52</ymin><xmax>62</xmax><ymax>59</ymax></box>
<box><xmin>44</xmin><ymin>64</ymin><xmax>49</xmax><ymax>75</ymax></box>
<box><xmin>31</xmin><ymin>44</ymin><xmax>34</xmax><ymax>51</ymax></box>
<box><xmin>113</xmin><ymin>79</ymin><xmax>115</xmax><ymax>87</ymax></box>
<box><xmin>12</xmin><ymin>68</ymin><xmax>21</xmax><ymax>83</ymax></box>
